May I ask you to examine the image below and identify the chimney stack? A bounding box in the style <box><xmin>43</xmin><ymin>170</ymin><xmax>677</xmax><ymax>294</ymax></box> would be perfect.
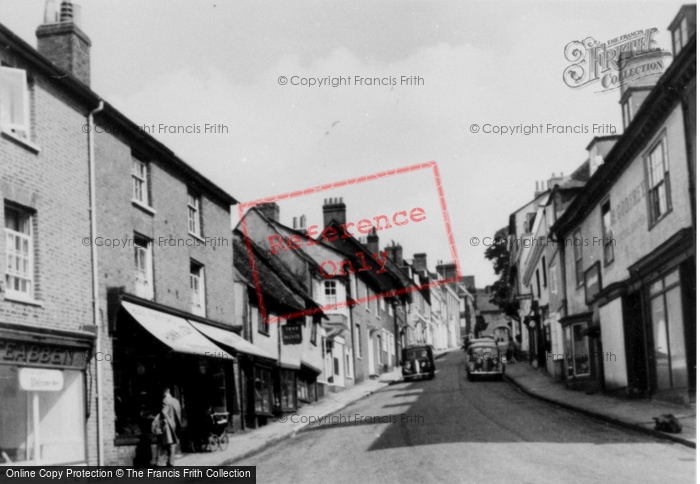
<box><xmin>436</xmin><ymin>262</ymin><xmax>457</xmax><ymax>280</ymax></box>
<box><xmin>366</xmin><ymin>227</ymin><xmax>379</xmax><ymax>254</ymax></box>
<box><xmin>384</xmin><ymin>242</ymin><xmax>403</xmax><ymax>266</ymax></box>
<box><xmin>299</xmin><ymin>215</ymin><xmax>306</xmax><ymax>230</ymax></box>
<box><xmin>413</xmin><ymin>253</ymin><xmax>427</xmax><ymax>274</ymax></box>
<box><xmin>322</xmin><ymin>197</ymin><xmax>346</xmax><ymax>227</ymax></box>
<box><xmin>36</xmin><ymin>1</ymin><xmax>91</xmax><ymax>86</ymax></box>
<box><xmin>258</xmin><ymin>202</ymin><xmax>280</xmax><ymax>222</ymax></box>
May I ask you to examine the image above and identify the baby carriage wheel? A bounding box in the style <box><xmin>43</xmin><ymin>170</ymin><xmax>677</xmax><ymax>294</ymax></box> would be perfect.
<box><xmin>208</xmin><ymin>434</ymin><xmax>220</xmax><ymax>452</ymax></box>
<box><xmin>218</xmin><ymin>432</ymin><xmax>229</xmax><ymax>451</ymax></box>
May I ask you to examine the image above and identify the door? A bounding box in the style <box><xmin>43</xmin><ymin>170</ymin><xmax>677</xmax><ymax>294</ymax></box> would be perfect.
<box><xmin>623</xmin><ymin>290</ymin><xmax>649</xmax><ymax>395</ymax></box>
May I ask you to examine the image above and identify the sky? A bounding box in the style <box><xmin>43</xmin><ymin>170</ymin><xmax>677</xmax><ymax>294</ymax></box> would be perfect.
<box><xmin>0</xmin><ymin>0</ymin><xmax>689</xmax><ymax>286</ymax></box>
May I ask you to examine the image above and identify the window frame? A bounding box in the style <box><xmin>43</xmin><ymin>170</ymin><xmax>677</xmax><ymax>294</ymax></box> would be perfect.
<box><xmin>354</xmin><ymin>323</ymin><xmax>362</xmax><ymax>359</ymax></box>
<box><xmin>187</xmin><ymin>192</ymin><xmax>202</xmax><ymax>237</ymax></box>
<box><xmin>601</xmin><ymin>199</ymin><xmax>614</xmax><ymax>265</ymax></box>
<box><xmin>133</xmin><ymin>233</ymin><xmax>154</xmax><ymax>301</ymax></box>
<box><xmin>0</xmin><ymin>66</ymin><xmax>31</xmax><ymax>140</ymax></box>
<box><xmin>4</xmin><ymin>204</ymin><xmax>34</xmax><ymax>301</ymax></box>
<box><xmin>131</xmin><ymin>158</ymin><xmax>150</xmax><ymax>207</ymax></box>
<box><xmin>190</xmin><ymin>260</ymin><xmax>206</xmax><ymax>317</ymax></box>
<box><xmin>573</xmin><ymin>229</ymin><xmax>584</xmax><ymax>287</ymax></box>
<box><xmin>550</xmin><ymin>264</ymin><xmax>558</xmax><ymax>295</ymax></box>
<box><xmin>257</xmin><ymin>305</ymin><xmax>269</xmax><ymax>336</ymax></box>
<box><xmin>645</xmin><ymin>133</ymin><xmax>672</xmax><ymax>227</ymax></box>
<box><xmin>324</xmin><ymin>280</ymin><xmax>337</xmax><ymax>306</ymax></box>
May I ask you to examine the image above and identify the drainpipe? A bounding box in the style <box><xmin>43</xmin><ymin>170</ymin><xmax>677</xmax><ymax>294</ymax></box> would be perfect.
<box><xmin>88</xmin><ymin>99</ymin><xmax>104</xmax><ymax>465</ymax></box>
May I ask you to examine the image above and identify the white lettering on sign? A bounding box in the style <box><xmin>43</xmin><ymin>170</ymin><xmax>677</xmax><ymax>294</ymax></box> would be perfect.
<box><xmin>19</xmin><ymin>368</ymin><xmax>64</xmax><ymax>391</ymax></box>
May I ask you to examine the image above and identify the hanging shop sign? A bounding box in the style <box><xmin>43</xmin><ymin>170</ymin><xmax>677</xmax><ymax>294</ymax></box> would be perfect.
<box><xmin>282</xmin><ymin>324</ymin><xmax>303</xmax><ymax>345</ymax></box>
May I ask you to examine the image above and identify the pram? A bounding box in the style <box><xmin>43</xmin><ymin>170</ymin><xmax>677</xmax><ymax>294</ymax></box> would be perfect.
<box><xmin>186</xmin><ymin>411</ymin><xmax>230</xmax><ymax>452</ymax></box>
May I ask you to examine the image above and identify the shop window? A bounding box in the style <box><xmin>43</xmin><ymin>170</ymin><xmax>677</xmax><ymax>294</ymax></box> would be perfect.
<box><xmin>0</xmin><ymin>66</ymin><xmax>30</xmax><ymax>139</ymax></box>
<box><xmin>0</xmin><ymin>367</ymin><xmax>85</xmax><ymax>464</ymax></box>
<box><xmin>134</xmin><ymin>234</ymin><xmax>153</xmax><ymax>300</ymax></box>
<box><xmin>571</xmin><ymin>323</ymin><xmax>590</xmax><ymax>376</ymax></box>
<box><xmin>297</xmin><ymin>379</ymin><xmax>309</xmax><ymax>403</ymax></box>
<box><xmin>131</xmin><ymin>158</ymin><xmax>150</xmax><ymax>207</ymax></box>
<box><xmin>601</xmin><ymin>200</ymin><xmax>614</xmax><ymax>264</ymax></box>
<box><xmin>275</xmin><ymin>369</ymin><xmax>296</xmax><ymax>412</ymax></box>
<box><xmin>190</xmin><ymin>261</ymin><xmax>206</xmax><ymax>317</ymax></box>
<box><xmin>187</xmin><ymin>192</ymin><xmax>201</xmax><ymax>237</ymax></box>
<box><xmin>573</xmin><ymin>229</ymin><xmax>584</xmax><ymax>286</ymax></box>
<box><xmin>253</xmin><ymin>367</ymin><xmax>273</xmax><ymax>415</ymax></box>
<box><xmin>650</xmin><ymin>269</ymin><xmax>686</xmax><ymax>391</ymax></box>
<box><xmin>4</xmin><ymin>205</ymin><xmax>34</xmax><ymax>300</ymax></box>
<box><xmin>646</xmin><ymin>135</ymin><xmax>671</xmax><ymax>224</ymax></box>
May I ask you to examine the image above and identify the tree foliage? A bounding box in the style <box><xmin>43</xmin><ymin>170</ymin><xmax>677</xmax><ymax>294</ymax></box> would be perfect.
<box><xmin>484</xmin><ymin>227</ymin><xmax>521</xmax><ymax>323</ymax></box>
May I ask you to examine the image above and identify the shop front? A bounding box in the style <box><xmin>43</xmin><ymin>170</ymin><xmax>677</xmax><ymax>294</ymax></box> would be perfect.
<box><xmin>626</xmin><ymin>229</ymin><xmax>695</xmax><ymax>405</ymax></box>
<box><xmin>112</xmin><ymin>301</ymin><xmax>236</xmax><ymax>459</ymax></box>
<box><xmin>0</xmin><ymin>325</ymin><xmax>94</xmax><ymax>466</ymax></box>
<box><xmin>188</xmin><ymin>320</ymin><xmax>276</xmax><ymax>431</ymax></box>
<box><xmin>558</xmin><ymin>312</ymin><xmax>602</xmax><ymax>393</ymax></box>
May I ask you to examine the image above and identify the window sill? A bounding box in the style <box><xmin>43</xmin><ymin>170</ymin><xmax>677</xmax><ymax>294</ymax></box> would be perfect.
<box><xmin>131</xmin><ymin>199</ymin><xmax>156</xmax><ymax>215</ymax></box>
<box><xmin>258</xmin><ymin>330</ymin><xmax>270</xmax><ymax>337</ymax></box>
<box><xmin>189</xmin><ymin>232</ymin><xmax>206</xmax><ymax>244</ymax></box>
<box><xmin>3</xmin><ymin>294</ymin><xmax>43</xmax><ymax>307</ymax></box>
<box><xmin>1</xmin><ymin>130</ymin><xmax>41</xmax><ymax>154</ymax></box>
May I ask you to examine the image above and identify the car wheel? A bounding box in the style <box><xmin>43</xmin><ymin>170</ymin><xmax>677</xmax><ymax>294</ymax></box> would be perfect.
<box><xmin>467</xmin><ymin>371</ymin><xmax>473</xmax><ymax>382</ymax></box>
<box><xmin>429</xmin><ymin>372</ymin><xmax>435</xmax><ymax>380</ymax></box>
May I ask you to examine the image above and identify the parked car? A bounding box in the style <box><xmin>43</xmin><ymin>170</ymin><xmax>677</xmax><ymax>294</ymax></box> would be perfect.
<box><xmin>401</xmin><ymin>345</ymin><xmax>435</xmax><ymax>380</ymax></box>
<box><xmin>466</xmin><ymin>341</ymin><xmax>505</xmax><ymax>381</ymax></box>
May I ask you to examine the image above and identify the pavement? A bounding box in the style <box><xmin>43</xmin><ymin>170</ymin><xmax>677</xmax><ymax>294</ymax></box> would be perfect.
<box><xmin>173</xmin><ymin>348</ymin><xmax>454</xmax><ymax>467</ymax></box>
<box><xmin>504</xmin><ymin>361</ymin><xmax>696</xmax><ymax>448</ymax></box>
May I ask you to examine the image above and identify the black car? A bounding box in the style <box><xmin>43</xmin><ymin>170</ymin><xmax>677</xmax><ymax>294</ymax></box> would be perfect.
<box><xmin>401</xmin><ymin>345</ymin><xmax>435</xmax><ymax>380</ymax></box>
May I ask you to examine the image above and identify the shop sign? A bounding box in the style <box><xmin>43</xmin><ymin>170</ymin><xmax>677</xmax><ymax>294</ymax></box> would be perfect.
<box><xmin>0</xmin><ymin>341</ymin><xmax>87</xmax><ymax>369</ymax></box>
<box><xmin>282</xmin><ymin>324</ymin><xmax>302</xmax><ymax>345</ymax></box>
<box><xmin>19</xmin><ymin>367</ymin><xmax>64</xmax><ymax>391</ymax></box>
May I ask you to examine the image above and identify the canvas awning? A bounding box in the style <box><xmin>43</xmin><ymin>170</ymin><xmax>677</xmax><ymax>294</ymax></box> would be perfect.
<box><xmin>189</xmin><ymin>320</ymin><xmax>275</xmax><ymax>361</ymax></box>
<box><xmin>122</xmin><ymin>301</ymin><xmax>234</xmax><ymax>359</ymax></box>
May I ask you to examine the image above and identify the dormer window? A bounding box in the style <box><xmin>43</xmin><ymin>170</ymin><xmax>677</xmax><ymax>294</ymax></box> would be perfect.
<box><xmin>672</xmin><ymin>17</ymin><xmax>689</xmax><ymax>56</ymax></box>
<box><xmin>622</xmin><ymin>99</ymin><xmax>633</xmax><ymax>129</ymax></box>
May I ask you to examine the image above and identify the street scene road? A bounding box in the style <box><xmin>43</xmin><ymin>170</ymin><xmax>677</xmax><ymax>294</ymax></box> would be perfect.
<box><xmin>239</xmin><ymin>351</ymin><xmax>696</xmax><ymax>484</ymax></box>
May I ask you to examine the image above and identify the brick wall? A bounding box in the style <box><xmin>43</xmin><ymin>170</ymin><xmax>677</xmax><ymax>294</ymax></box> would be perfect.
<box><xmin>92</xmin><ymin>124</ymin><xmax>235</xmax><ymax>465</ymax></box>
<box><xmin>0</xmin><ymin>60</ymin><xmax>97</xmax><ymax>464</ymax></box>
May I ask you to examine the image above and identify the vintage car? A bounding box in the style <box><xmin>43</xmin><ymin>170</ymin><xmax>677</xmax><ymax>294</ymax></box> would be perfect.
<box><xmin>401</xmin><ymin>345</ymin><xmax>435</xmax><ymax>380</ymax></box>
<box><xmin>466</xmin><ymin>341</ymin><xmax>505</xmax><ymax>381</ymax></box>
